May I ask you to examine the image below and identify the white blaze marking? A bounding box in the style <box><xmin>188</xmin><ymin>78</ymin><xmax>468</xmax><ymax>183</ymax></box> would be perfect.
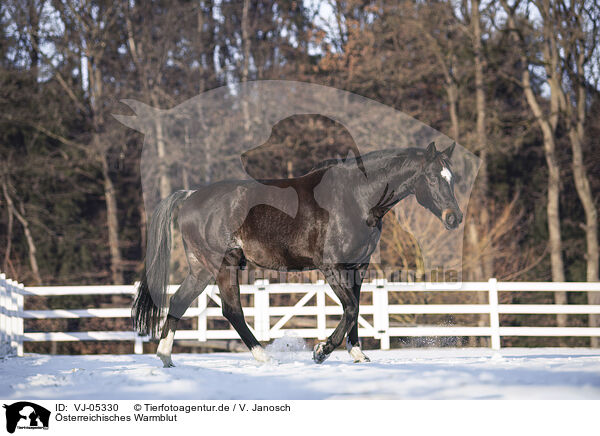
<box><xmin>441</xmin><ymin>167</ymin><xmax>452</xmax><ymax>183</ymax></box>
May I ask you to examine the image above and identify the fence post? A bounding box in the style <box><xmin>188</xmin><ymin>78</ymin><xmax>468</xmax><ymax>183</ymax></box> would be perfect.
<box><xmin>6</xmin><ymin>279</ymin><xmax>17</xmax><ymax>356</ymax></box>
<box><xmin>197</xmin><ymin>290</ymin><xmax>208</xmax><ymax>342</ymax></box>
<box><xmin>254</xmin><ymin>280</ymin><xmax>270</xmax><ymax>341</ymax></box>
<box><xmin>316</xmin><ymin>280</ymin><xmax>326</xmax><ymax>340</ymax></box>
<box><xmin>130</xmin><ymin>282</ymin><xmax>143</xmax><ymax>354</ymax></box>
<box><xmin>15</xmin><ymin>282</ymin><xmax>24</xmax><ymax>357</ymax></box>
<box><xmin>134</xmin><ymin>336</ymin><xmax>143</xmax><ymax>354</ymax></box>
<box><xmin>8</xmin><ymin>278</ymin><xmax>16</xmax><ymax>357</ymax></box>
<box><xmin>488</xmin><ymin>278</ymin><xmax>501</xmax><ymax>350</ymax></box>
<box><xmin>373</xmin><ymin>279</ymin><xmax>390</xmax><ymax>350</ymax></box>
<box><xmin>0</xmin><ymin>274</ymin><xmax>6</xmax><ymax>354</ymax></box>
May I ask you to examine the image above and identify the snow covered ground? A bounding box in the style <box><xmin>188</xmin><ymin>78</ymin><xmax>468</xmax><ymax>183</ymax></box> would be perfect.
<box><xmin>1</xmin><ymin>346</ymin><xmax>600</xmax><ymax>400</ymax></box>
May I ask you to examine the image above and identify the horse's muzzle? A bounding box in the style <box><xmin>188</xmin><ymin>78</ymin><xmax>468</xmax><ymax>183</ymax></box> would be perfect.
<box><xmin>442</xmin><ymin>209</ymin><xmax>462</xmax><ymax>230</ymax></box>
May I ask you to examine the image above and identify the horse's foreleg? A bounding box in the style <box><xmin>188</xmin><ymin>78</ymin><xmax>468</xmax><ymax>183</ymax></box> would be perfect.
<box><xmin>313</xmin><ymin>268</ymin><xmax>358</xmax><ymax>364</ymax></box>
<box><xmin>157</xmin><ymin>271</ymin><xmax>212</xmax><ymax>367</ymax></box>
<box><xmin>346</xmin><ymin>264</ymin><xmax>370</xmax><ymax>363</ymax></box>
<box><xmin>346</xmin><ymin>327</ymin><xmax>370</xmax><ymax>363</ymax></box>
<box><xmin>217</xmin><ymin>250</ymin><xmax>269</xmax><ymax>363</ymax></box>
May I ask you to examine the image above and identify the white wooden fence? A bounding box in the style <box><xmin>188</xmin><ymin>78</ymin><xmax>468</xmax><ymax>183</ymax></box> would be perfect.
<box><xmin>2</xmin><ymin>272</ymin><xmax>600</xmax><ymax>357</ymax></box>
<box><xmin>0</xmin><ymin>274</ymin><xmax>25</xmax><ymax>356</ymax></box>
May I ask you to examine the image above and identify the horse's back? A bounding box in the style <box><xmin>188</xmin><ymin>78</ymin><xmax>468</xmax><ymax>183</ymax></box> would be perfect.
<box><xmin>177</xmin><ymin>176</ymin><xmax>324</xmax><ymax>270</ymax></box>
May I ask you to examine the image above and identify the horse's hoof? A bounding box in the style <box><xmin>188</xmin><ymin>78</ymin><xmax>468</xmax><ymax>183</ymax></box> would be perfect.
<box><xmin>251</xmin><ymin>346</ymin><xmax>271</xmax><ymax>363</ymax></box>
<box><xmin>313</xmin><ymin>342</ymin><xmax>329</xmax><ymax>364</ymax></box>
<box><xmin>348</xmin><ymin>345</ymin><xmax>370</xmax><ymax>363</ymax></box>
<box><xmin>157</xmin><ymin>353</ymin><xmax>175</xmax><ymax>368</ymax></box>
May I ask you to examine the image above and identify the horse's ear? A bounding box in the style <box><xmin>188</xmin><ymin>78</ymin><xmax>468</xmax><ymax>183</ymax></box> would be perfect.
<box><xmin>442</xmin><ymin>142</ymin><xmax>456</xmax><ymax>159</ymax></box>
<box><xmin>425</xmin><ymin>141</ymin><xmax>437</xmax><ymax>161</ymax></box>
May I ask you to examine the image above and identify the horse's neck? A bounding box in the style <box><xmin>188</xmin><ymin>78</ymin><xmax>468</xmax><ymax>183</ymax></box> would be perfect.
<box><xmin>320</xmin><ymin>152</ymin><xmax>419</xmax><ymax>218</ymax></box>
<box><xmin>360</xmin><ymin>155</ymin><xmax>418</xmax><ymax>210</ymax></box>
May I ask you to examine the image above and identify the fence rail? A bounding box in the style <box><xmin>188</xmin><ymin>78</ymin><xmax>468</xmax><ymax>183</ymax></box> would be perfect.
<box><xmin>2</xmin><ymin>273</ymin><xmax>600</xmax><ymax>357</ymax></box>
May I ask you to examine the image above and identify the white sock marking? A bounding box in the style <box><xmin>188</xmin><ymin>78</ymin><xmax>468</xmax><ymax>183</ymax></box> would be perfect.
<box><xmin>157</xmin><ymin>330</ymin><xmax>174</xmax><ymax>366</ymax></box>
<box><xmin>251</xmin><ymin>346</ymin><xmax>271</xmax><ymax>363</ymax></box>
<box><xmin>348</xmin><ymin>345</ymin><xmax>369</xmax><ymax>362</ymax></box>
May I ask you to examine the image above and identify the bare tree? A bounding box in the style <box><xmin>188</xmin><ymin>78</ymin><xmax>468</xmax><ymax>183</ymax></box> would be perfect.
<box><xmin>1</xmin><ymin>174</ymin><xmax>42</xmax><ymax>284</ymax></box>
<box><xmin>469</xmin><ymin>0</ymin><xmax>494</xmax><ymax>280</ymax></box>
<box><xmin>123</xmin><ymin>2</ymin><xmax>172</xmax><ymax>201</ymax></box>
<box><xmin>549</xmin><ymin>0</ymin><xmax>600</xmax><ymax>342</ymax></box>
<box><xmin>502</xmin><ymin>0</ymin><xmax>599</xmax><ymax>334</ymax></box>
<box><xmin>409</xmin><ymin>1</ymin><xmax>462</xmax><ymax>142</ymax></box>
<box><xmin>52</xmin><ymin>0</ymin><xmax>124</xmax><ymax>284</ymax></box>
<box><xmin>500</xmin><ymin>0</ymin><xmax>565</xmax><ymax>291</ymax></box>
<box><xmin>241</xmin><ymin>0</ymin><xmax>251</xmax><ymax>139</ymax></box>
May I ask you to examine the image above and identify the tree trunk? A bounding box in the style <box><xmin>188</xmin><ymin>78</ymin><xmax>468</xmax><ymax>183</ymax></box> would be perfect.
<box><xmin>241</xmin><ymin>0</ymin><xmax>250</xmax><ymax>83</ymax></box>
<box><xmin>472</xmin><ymin>0</ymin><xmax>493</xmax><ymax>278</ymax></box>
<box><xmin>2</xmin><ymin>180</ymin><xmax>42</xmax><ymax>285</ymax></box>
<box><xmin>470</xmin><ymin>0</ymin><xmax>492</xmax><ymax>344</ymax></box>
<box><xmin>155</xmin><ymin>118</ymin><xmax>171</xmax><ymax>200</ymax></box>
<box><xmin>545</xmin><ymin>149</ymin><xmax>567</xmax><ymax>325</ymax></box>
<box><xmin>125</xmin><ymin>10</ymin><xmax>171</xmax><ymax>202</ymax></box>
<box><xmin>138</xmin><ymin>199</ymin><xmax>147</xmax><ymax>256</ymax></box>
<box><xmin>567</xmin><ymin>74</ymin><xmax>599</xmax><ymax>344</ymax></box>
<box><xmin>27</xmin><ymin>0</ymin><xmax>40</xmax><ymax>85</ymax></box>
<box><xmin>500</xmin><ymin>0</ymin><xmax>566</xmax><ymax>326</ymax></box>
<box><xmin>568</xmin><ymin>70</ymin><xmax>599</xmax><ymax>284</ymax></box>
<box><xmin>150</xmin><ymin>99</ymin><xmax>171</xmax><ymax>201</ymax></box>
<box><xmin>539</xmin><ymin>0</ymin><xmax>568</xmax><ymax>327</ymax></box>
<box><xmin>529</xmin><ymin>76</ymin><xmax>566</xmax><ymax>324</ymax></box>
<box><xmin>519</xmin><ymin>46</ymin><xmax>565</xmax><ymax>288</ymax></box>
<box><xmin>447</xmin><ymin>80</ymin><xmax>460</xmax><ymax>142</ymax></box>
<box><xmin>241</xmin><ymin>0</ymin><xmax>251</xmax><ymax>139</ymax></box>
<box><xmin>101</xmin><ymin>154</ymin><xmax>124</xmax><ymax>284</ymax></box>
<box><xmin>572</xmin><ymin>126</ymin><xmax>600</xmax><ymax>343</ymax></box>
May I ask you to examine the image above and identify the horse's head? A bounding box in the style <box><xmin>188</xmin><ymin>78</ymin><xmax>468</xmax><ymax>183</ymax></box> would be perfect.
<box><xmin>414</xmin><ymin>141</ymin><xmax>463</xmax><ymax>230</ymax></box>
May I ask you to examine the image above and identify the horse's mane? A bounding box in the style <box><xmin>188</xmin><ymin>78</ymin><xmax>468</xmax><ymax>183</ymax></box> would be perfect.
<box><xmin>307</xmin><ymin>147</ymin><xmax>425</xmax><ymax>175</ymax></box>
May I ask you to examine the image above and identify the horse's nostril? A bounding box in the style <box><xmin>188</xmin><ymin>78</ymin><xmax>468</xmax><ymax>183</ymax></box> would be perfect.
<box><xmin>446</xmin><ymin>212</ymin><xmax>461</xmax><ymax>228</ymax></box>
<box><xmin>441</xmin><ymin>209</ymin><xmax>460</xmax><ymax>228</ymax></box>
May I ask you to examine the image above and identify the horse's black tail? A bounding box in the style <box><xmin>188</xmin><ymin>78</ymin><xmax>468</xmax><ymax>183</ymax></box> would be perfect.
<box><xmin>132</xmin><ymin>267</ymin><xmax>160</xmax><ymax>338</ymax></box>
<box><xmin>132</xmin><ymin>190</ymin><xmax>193</xmax><ymax>338</ymax></box>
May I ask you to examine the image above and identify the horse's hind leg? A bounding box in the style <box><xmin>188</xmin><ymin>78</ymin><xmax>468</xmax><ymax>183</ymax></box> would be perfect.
<box><xmin>217</xmin><ymin>249</ymin><xmax>269</xmax><ymax>362</ymax></box>
<box><xmin>157</xmin><ymin>269</ymin><xmax>212</xmax><ymax>367</ymax></box>
<box><xmin>157</xmin><ymin>315</ymin><xmax>179</xmax><ymax>368</ymax></box>
<box><xmin>346</xmin><ymin>263</ymin><xmax>370</xmax><ymax>363</ymax></box>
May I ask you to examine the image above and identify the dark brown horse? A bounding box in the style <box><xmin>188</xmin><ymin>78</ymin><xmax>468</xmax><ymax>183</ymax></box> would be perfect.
<box><xmin>133</xmin><ymin>142</ymin><xmax>462</xmax><ymax>366</ymax></box>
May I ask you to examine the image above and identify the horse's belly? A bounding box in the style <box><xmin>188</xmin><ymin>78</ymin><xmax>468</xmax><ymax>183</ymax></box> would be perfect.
<box><xmin>245</xmin><ymin>251</ymin><xmax>317</xmax><ymax>271</ymax></box>
<box><xmin>240</xmin><ymin>232</ymin><xmax>320</xmax><ymax>271</ymax></box>
<box><xmin>237</xmin><ymin>211</ymin><xmax>323</xmax><ymax>271</ymax></box>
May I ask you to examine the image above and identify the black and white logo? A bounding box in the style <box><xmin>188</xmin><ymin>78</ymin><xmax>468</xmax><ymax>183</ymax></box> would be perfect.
<box><xmin>3</xmin><ymin>402</ymin><xmax>50</xmax><ymax>434</ymax></box>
